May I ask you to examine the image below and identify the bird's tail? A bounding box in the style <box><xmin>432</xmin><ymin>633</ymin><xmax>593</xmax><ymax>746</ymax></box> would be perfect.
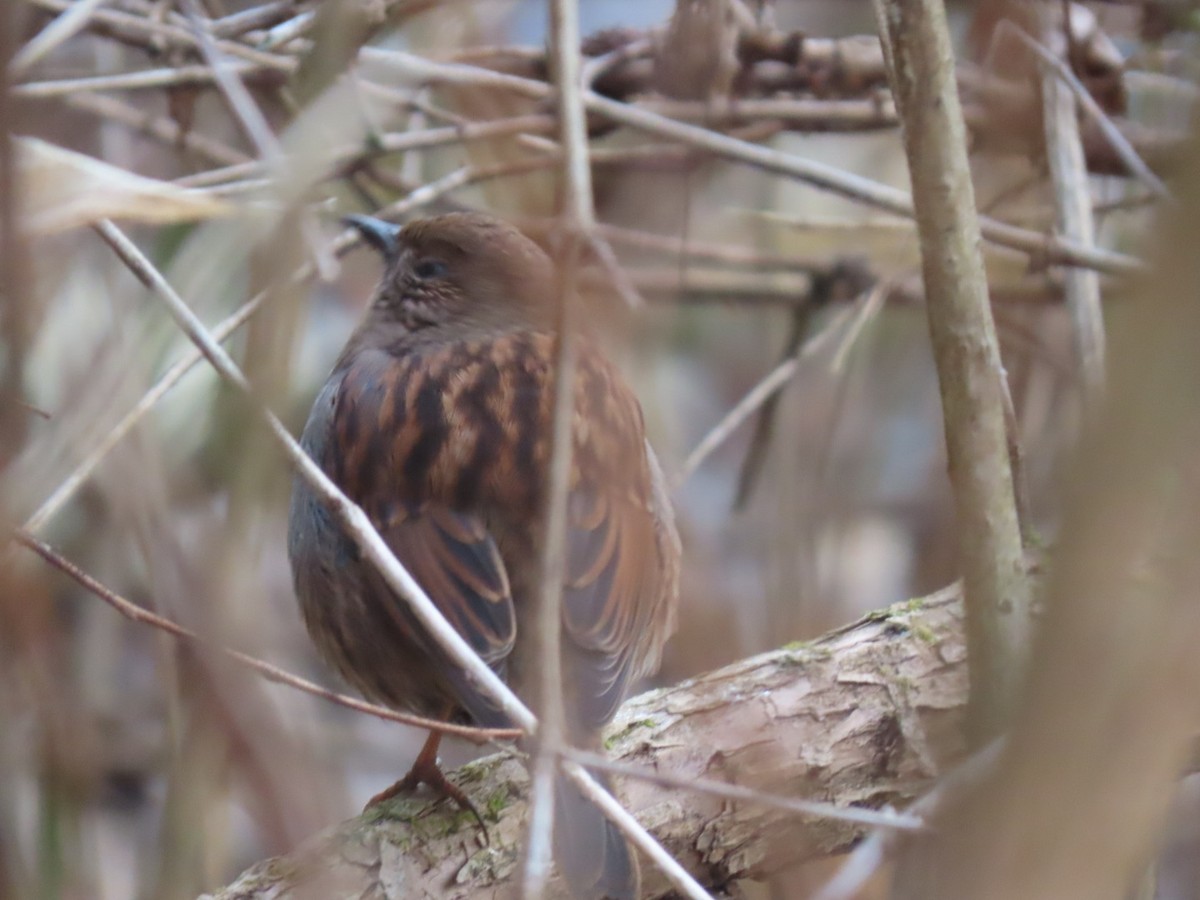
<box><xmin>554</xmin><ymin>770</ymin><xmax>639</xmax><ymax>900</ymax></box>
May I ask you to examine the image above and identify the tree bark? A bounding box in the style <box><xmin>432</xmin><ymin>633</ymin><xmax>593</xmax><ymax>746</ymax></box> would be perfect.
<box><xmin>202</xmin><ymin>585</ymin><xmax>968</xmax><ymax>899</ymax></box>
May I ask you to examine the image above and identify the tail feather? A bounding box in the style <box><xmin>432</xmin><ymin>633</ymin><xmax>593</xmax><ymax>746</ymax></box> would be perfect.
<box><xmin>554</xmin><ymin>772</ymin><xmax>639</xmax><ymax>900</ymax></box>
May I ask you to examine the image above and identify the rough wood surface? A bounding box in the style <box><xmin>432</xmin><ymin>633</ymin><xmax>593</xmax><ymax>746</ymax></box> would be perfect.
<box><xmin>202</xmin><ymin>586</ymin><xmax>968</xmax><ymax>899</ymax></box>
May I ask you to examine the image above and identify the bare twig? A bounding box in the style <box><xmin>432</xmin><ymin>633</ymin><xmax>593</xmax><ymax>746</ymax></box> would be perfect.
<box><xmin>23</xmin><ymin>0</ymin><xmax>296</xmax><ymax>72</ymax></box>
<box><xmin>181</xmin><ymin>0</ymin><xmax>279</xmax><ymax>159</ymax></box>
<box><xmin>677</xmin><ymin>301</ymin><xmax>863</xmax><ymax>489</ymax></box>
<box><xmin>583</xmin><ymin>89</ymin><xmax>1141</xmax><ymax>276</ymax></box>
<box><xmin>15</xmin><ymin>63</ymin><xmax>262</xmax><ymax>96</ymax></box>
<box><xmin>562</xmin><ymin>747</ymin><xmax>924</xmax><ymax>832</ymax></box>
<box><xmin>522</xmin><ymin>0</ymin><xmax>592</xmax><ymax>890</ymax></box>
<box><xmin>1002</xmin><ymin>21</ymin><xmax>1171</xmax><ymax>201</ymax></box>
<box><xmin>1041</xmin><ymin>53</ymin><xmax>1106</xmax><ymax>411</ymax></box>
<box><xmin>21</xmin><ymin>295</ymin><xmax>264</xmax><ymax>535</ymax></box>
<box><xmin>10</xmin><ymin>0</ymin><xmax>114</xmax><ymax>75</ymax></box>
<box><xmin>13</xmin><ymin>530</ymin><xmax>518</xmax><ymax>742</ymax></box>
<box><xmin>360</xmin><ymin>48</ymin><xmax>1141</xmax><ymax>275</ymax></box>
<box><xmin>814</xmin><ymin>740</ymin><xmax>1005</xmax><ymax>900</ymax></box>
<box><xmin>731</xmin><ymin>301</ymin><xmax>813</xmax><ymax>511</ymax></box>
<box><xmin>66</xmin><ymin>91</ymin><xmax>252</xmax><ymax>167</ymax></box>
<box><xmin>181</xmin><ymin>0</ymin><xmax>335</xmax><ymax>280</ymax></box>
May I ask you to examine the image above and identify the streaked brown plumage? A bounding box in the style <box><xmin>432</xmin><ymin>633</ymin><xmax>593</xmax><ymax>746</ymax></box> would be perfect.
<box><xmin>287</xmin><ymin>212</ymin><xmax>680</xmax><ymax>899</ymax></box>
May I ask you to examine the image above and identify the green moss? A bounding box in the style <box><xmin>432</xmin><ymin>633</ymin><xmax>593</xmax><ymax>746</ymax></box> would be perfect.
<box><xmin>454</xmin><ymin>758</ymin><xmax>497</xmax><ymax>786</ymax></box>
<box><xmin>485</xmin><ymin>785</ymin><xmax>514</xmax><ymax>821</ymax></box>
<box><xmin>1024</xmin><ymin>527</ymin><xmax>1047</xmax><ymax>550</ymax></box>
<box><xmin>260</xmin><ymin>855</ymin><xmax>303</xmax><ymax>884</ymax></box>
<box><xmin>900</xmin><ymin>596</ymin><xmax>926</xmax><ymax>613</ymax></box>
<box><xmin>603</xmin><ymin>718</ymin><xmax>657</xmax><ymax>750</ymax></box>
<box><xmin>910</xmin><ymin>623</ymin><xmax>937</xmax><ymax>644</ymax></box>
<box><xmin>364</xmin><ymin>797</ymin><xmax>424</xmax><ymax>825</ymax></box>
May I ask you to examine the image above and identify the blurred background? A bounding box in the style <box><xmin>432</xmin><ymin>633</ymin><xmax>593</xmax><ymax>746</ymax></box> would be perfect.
<box><xmin>0</xmin><ymin>0</ymin><xmax>1193</xmax><ymax>898</ymax></box>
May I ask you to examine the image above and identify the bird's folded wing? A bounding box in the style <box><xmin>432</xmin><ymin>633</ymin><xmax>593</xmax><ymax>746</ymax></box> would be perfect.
<box><xmin>373</xmin><ymin>501</ymin><xmax>516</xmax><ymax>670</ymax></box>
<box><xmin>561</xmin><ymin>489</ymin><xmax>667</xmax><ymax>731</ymax></box>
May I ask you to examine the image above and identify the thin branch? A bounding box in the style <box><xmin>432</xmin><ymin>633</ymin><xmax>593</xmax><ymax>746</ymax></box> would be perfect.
<box><xmin>173</xmin><ymin>113</ymin><xmax>557</xmax><ymax>190</ymax></box>
<box><xmin>24</xmin><ymin>0</ymin><xmax>296</xmax><ymax>71</ymax></box>
<box><xmin>10</xmin><ymin>0</ymin><xmax>114</xmax><ymax>75</ymax></box>
<box><xmin>1041</xmin><ymin>49</ymin><xmax>1106</xmax><ymax>411</ymax></box>
<box><xmin>678</xmin><ymin>356</ymin><xmax>798</xmax><ymax>490</ymax></box>
<box><xmin>561</xmin><ymin>758</ymin><xmax>714</xmax><ymax>900</ymax></box>
<box><xmin>524</xmin><ymin>0</ymin><xmax>598</xmax><ymax>894</ymax></box>
<box><xmin>66</xmin><ymin>91</ymin><xmax>252</xmax><ymax>168</ymax></box>
<box><xmin>562</xmin><ymin>747</ymin><xmax>924</xmax><ymax>832</ymax></box>
<box><xmin>363</xmin><ymin>48</ymin><xmax>1141</xmax><ymax>274</ymax></box>
<box><xmin>582</xmin><ymin>89</ymin><xmax>1141</xmax><ymax>276</ymax></box>
<box><xmin>181</xmin><ymin>0</ymin><xmax>280</xmax><ymax>160</ymax></box>
<box><xmin>594</xmin><ymin>221</ymin><xmax>819</xmax><ymax>273</ymax></box>
<box><xmin>15</xmin><ymin>63</ymin><xmax>263</xmax><ymax>96</ymax></box>
<box><xmin>639</xmin><ymin>96</ymin><xmax>899</xmax><ymax>130</ymax></box>
<box><xmin>1002</xmin><ymin>20</ymin><xmax>1171</xmax><ymax>201</ymax></box>
<box><xmin>875</xmin><ymin>0</ymin><xmax>1032</xmax><ymax>740</ymax></box>
<box><xmin>180</xmin><ymin>0</ymin><xmax>334</xmax><ymax>280</ymax></box>
<box><xmin>21</xmin><ymin>294</ymin><xmax>264</xmax><ymax>535</ymax></box>
<box><xmin>814</xmin><ymin>740</ymin><xmax>1005</xmax><ymax>900</ymax></box>
<box><xmin>12</xmin><ymin>530</ymin><xmax>518</xmax><ymax>742</ymax></box>
<box><xmin>676</xmin><ymin>300</ymin><xmax>863</xmax><ymax>489</ymax></box>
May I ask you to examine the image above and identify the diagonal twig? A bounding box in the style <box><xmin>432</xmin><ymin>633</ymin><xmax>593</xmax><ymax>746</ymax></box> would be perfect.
<box><xmin>180</xmin><ymin>0</ymin><xmax>335</xmax><ymax>281</ymax></box>
<box><xmin>361</xmin><ymin>47</ymin><xmax>1141</xmax><ymax>275</ymax></box>
<box><xmin>562</xmin><ymin>747</ymin><xmax>925</xmax><ymax>832</ymax></box>
<box><xmin>677</xmin><ymin>299</ymin><xmax>865</xmax><ymax>490</ymax></box>
<box><xmin>10</xmin><ymin>0</ymin><xmax>114</xmax><ymax>76</ymax></box>
<box><xmin>1000</xmin><ymin>20</ymin><xmax>1171</xmax><ymax>201</ymax></box>
<box><xmin>14</xmin><ymin>529</ymin><xmax>518</xmax><ymax>742</ymax></box>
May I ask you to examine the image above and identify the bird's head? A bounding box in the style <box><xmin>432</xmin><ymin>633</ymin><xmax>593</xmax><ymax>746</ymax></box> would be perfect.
<box><xmin>345</xmin><ymin>212</ymin><xmax>557</xmax><ymax>336</ymax></box>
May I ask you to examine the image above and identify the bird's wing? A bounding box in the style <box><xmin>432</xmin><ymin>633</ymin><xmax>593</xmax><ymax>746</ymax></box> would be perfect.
<box><xmin>561</xmin><ymin>486</ymin><xmax>673</xmax><ymax>730</ymax></box>
<box><xmin>560</xmin><ymin>343</ymin><xmax>681</xmax><ymax>732</ymax></box>
<box><xmin>373</xmin><ymin>501</ymin><xmax>515</xmax><ymax>668</ymax></box>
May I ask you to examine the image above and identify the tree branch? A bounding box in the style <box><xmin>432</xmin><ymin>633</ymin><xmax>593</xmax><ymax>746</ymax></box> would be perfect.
<box><xmin>876</xmin><ymin>0</ymin><xmax>1032</xmax><ymax>741</ymax></box>
<box><xmin>202</xmin><ymin>585</ymin><xmax>969</xmax><ymax>900</ymax></box>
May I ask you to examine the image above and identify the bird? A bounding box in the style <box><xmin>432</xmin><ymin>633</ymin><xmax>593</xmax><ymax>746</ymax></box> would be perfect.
<box><xmin>287</xmin><ymin>211</ymin><xmax>680</xmax><ymax>899</ymax></box>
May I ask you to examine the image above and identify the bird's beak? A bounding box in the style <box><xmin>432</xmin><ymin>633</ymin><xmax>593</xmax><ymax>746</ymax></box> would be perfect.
<box><xmin>342</xmin><ymin>214</ymin><xmax>402</xmax><ymax>259</ymax></box>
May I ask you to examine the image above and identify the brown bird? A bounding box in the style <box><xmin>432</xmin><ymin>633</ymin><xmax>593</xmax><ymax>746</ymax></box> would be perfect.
<box><xmin>287</xmin><ymin>211</ymin><xmax>680</xmax><ymax>899</ymax></box>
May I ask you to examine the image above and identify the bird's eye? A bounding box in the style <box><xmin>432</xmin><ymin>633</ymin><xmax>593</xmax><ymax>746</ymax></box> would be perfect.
<box><xmin>413</xmin><ymin>259</ymin><xmax>448</xmax><ymax>280</ymax></box>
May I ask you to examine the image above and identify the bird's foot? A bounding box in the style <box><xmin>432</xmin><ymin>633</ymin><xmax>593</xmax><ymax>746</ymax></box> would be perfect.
<box><xmin>365</xmin><ymin>755</ymin><xmax>489</xmax><ymax>840</ymax></box>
